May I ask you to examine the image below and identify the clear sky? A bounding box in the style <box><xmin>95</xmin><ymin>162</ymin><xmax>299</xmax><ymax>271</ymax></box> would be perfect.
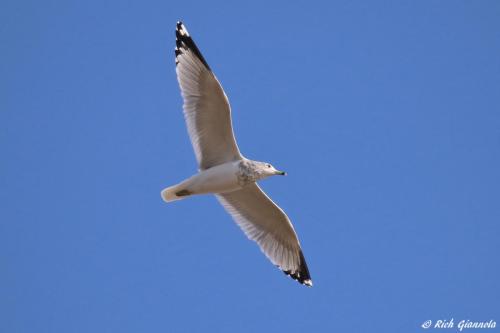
<box><xmin>1</xmin><ymin>1</ymin><xmax>499</xmax><ymax>332</ymax></box>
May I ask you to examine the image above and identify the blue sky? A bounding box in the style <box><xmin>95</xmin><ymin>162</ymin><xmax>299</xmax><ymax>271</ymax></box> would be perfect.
<box><xmin>1</xmin><ymin>1</ymin><xmax>499</xmax><ymax>332</ymax></box>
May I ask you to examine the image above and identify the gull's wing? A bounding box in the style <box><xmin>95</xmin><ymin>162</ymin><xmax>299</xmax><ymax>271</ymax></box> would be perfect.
<box><xmin>175</xmin><ymin>22</ymin><xmax>242</xmax><ymax>170</ymax></box>
<box><xmin>216</xmin><ymin>184</ymin><xmax>312</xmax><ymax>286</ymax></box>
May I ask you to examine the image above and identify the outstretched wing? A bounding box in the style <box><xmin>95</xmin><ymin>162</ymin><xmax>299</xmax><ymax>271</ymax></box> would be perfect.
<box><xmin>216</xmin><ymin>184</ymin><xmax>312</xmax><ymax>286</ymax></box>
<box><xmin>175</xmin><ymin>22</ymin><xmax>242</xmax><ymax>170</ymax></box>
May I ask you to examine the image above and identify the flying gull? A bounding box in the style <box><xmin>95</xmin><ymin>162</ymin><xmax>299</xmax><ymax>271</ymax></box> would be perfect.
<box><xmin>161</xmin><ymin>22</ymin><xmax>312</xmax><ymax>286</ymax></box>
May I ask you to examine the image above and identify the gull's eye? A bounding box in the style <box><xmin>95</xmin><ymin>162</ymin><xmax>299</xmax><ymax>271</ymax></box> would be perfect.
<box><xmin>267</xmin><ymin>164</ymin><xmax>271</xmax><ymax>168</ymax></box>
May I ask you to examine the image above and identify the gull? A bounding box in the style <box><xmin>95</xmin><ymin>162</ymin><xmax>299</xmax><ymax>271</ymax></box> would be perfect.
<box><xmin>161</xmin><ymin>22</ymin><xmax>312</xmax><ymax>286</ymax></box>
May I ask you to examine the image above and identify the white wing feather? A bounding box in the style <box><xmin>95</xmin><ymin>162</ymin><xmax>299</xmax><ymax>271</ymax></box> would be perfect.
<box><xmin>217</xmin><ymin>184</ymin><xmax>312</xmax><ymax>286</ymax></box>
<box><xmin>175</xmin><ymin>22</ymin><xmax>242</xmax><ymax>170</ymax></box>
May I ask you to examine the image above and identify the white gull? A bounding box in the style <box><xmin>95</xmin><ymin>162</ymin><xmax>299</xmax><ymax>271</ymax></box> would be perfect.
<box><xmin>161</xmin><ymin>22</ymin><xmax>312</xmax><ymax>286</ymax></box>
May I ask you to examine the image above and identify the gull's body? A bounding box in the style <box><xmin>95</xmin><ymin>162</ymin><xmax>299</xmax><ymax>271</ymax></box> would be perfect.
<box><xmin>161</xmin><ymin>22</ymin><xmax>312</xmax><ymax>286</ymax></box>
<box><xmin>162</xmin><ymin>160</ymin><xmax>241</xmax><ymax>200</ymax></box>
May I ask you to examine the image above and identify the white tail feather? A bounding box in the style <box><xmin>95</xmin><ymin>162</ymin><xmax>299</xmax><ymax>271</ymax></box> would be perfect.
<box><xmin>161</xmin><ymin>185</ymin><xmax>182</xmax><ymax>202</ymax></box>
<box><xmin>161</xmin><ymin>179</ymin><xmax>193</xmax><ymax>203</ymax></box>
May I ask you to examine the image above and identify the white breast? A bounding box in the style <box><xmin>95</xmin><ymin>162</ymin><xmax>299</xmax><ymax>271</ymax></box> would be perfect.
<box><xmin>186</xmin><ymin>161</ymin><xmax>242</xmax><ymax>195</ymax></box>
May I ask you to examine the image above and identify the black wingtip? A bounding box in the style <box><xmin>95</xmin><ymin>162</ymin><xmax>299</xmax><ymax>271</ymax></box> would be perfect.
<box><xmin>283</xmin><ymin>250</ymin><xmax>313</xmax><ymax>287</ymax></box>
<box><xmin>174</xmin><ymin>21</ymin><xmax>211</xmax><ymax>71</ymax></box>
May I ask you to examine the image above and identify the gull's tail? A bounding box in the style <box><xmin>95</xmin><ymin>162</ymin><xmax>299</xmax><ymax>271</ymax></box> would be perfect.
<box><xmin>161</xmin><ymin>180</ymin><xmax>192</xmax><ymax>203</ymax></box>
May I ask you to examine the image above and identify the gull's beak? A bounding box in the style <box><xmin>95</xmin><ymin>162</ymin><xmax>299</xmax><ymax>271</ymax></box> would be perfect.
<box><xmin>276</xmin><ymin>170</ymin><xmax>287</xmax><ymax>176</ymax></box>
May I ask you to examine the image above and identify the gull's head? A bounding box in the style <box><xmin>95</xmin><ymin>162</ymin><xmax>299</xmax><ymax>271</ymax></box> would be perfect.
<box><xmin>254</xmin><ymin>161</ymin><xmax>286</xmax><ymax>179</ymax></box>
